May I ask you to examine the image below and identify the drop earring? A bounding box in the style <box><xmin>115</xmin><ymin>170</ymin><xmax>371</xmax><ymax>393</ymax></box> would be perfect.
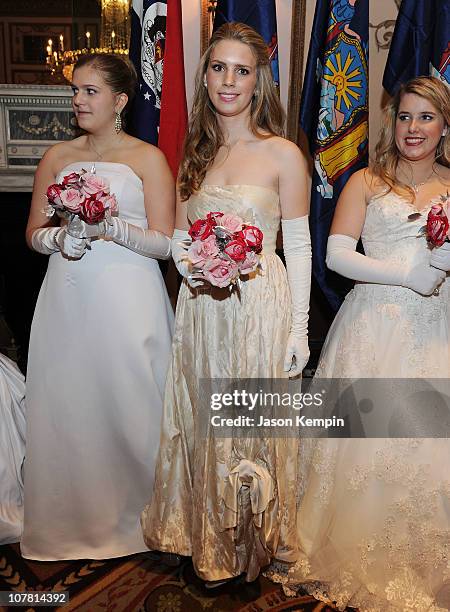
<box><xmin>115</xmin><ymin>112</ymin><xmax>122</xmax><ymax>134</ymax></box>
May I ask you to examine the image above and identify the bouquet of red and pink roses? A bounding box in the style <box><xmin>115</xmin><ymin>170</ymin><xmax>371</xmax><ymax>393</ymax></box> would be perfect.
<box><xmin>44</xmin><ymin>168</ymin><xmax>118</xmax><ymax>233</ymax></box>
<box><xmin>420</xmin><ymin>191</ymin><xmax>450</xmax><ymax>247</ymax></box>
<box><xmin>187</xmin><ymin>211</ymin><xmax>263</xmax><ymax>288</ymax></box>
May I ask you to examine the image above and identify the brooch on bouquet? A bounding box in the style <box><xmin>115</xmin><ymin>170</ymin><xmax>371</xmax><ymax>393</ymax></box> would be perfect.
<box><xmin>186</xmin><ymin>212</ymin><xmax>264</xmax><ymax>288</ymax></box>
<box><xmin>43</xmin><ymin>168</ymin><xmax>118</xmax><ymax>236</ymax></box>
<box><xmin>411</xmin><ymin>191</ymin><xmax>450</xmax><ymax>247</ymax></box>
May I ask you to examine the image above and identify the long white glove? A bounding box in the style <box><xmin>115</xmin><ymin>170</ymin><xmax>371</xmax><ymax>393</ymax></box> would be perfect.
<box><xmin>104</xmin><ymin>217</ymin><xmax>171</xmax><ymax>260</ymax></box>
<box><xmin>31</xmin><ymin>227</ymin><xmax>87</xmax><ymax>259</ymax></box>
<box><xmin>171</xmin><ymin>228</ymin><xmax>204</xmax><ymax>288</ymax></box>
<box><xmin>282</xmin><ymin>216</ymin><xmax>312</xmax><ymax>377</ymax></box>
<box><xmin>430</xmin><ymin>241</ymin><xmax>450</xmax><ymax>272</ymax></box>
<box><xmin>327</xmin><ymin>234</ymin><xmax>446</xmax><ymax>295</ymax></box>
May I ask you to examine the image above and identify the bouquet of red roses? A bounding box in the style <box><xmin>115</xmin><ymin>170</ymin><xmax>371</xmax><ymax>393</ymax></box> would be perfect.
<box><xmin>187</xmin><ymin>211</ymin><xmax>263</xmax><ymax>288</ymax></box>
<box><xmin>421</xmin><ymin>192</ymin><xmax>450</xmax><ymax>247</ymax></box>
<box><xmin>44</xmin><ymin>168</ymin><xmax>118</xmax><ymax>235</ymax></box>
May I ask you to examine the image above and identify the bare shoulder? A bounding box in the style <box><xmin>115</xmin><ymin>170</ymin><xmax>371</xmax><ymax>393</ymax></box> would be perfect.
<box><xmin>343</xmin><ymin>167</ymin><xmax>383</xmax><ymax>202</ymax></box>
<box><xmin>124</xmin><ymin>136</ymin><xmax>169</xmax><ymax>173</ymax></box>
<box><xmin>265</xmin><ymin>136</ymin><xmax>308</xmax><ymax>172</ymax></box>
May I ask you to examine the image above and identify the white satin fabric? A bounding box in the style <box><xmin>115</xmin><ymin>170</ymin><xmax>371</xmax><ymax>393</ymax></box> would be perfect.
<box><xmin>142</xmin><ymin>185</ymin><xmax>300</xmax><ymax>582</ymax></box>
<box><xmin>266</xmin><ymin>192</ymin><xmax>450</xmax><ymax>611</ymax></box>
<box><xmin>22</xmin><ymin>162</ymin><xmax>174</xmax><ymax>560</ymax></box>
<box><xmin>0</xmin><ymin>354</ymin><xmax>25</xmax><ymax>544</ymax></box>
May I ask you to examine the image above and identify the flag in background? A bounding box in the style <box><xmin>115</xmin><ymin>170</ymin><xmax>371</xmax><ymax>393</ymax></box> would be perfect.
<box><xmin>213</xmin><ymin>0</ymin><xmax>279</xmax><ymax>86</ymax></box>
<box><xmin>383</xmin><ymin>0</ymin><xmax>450</xmax><ymax>95</ymax></box>
<box><xmin>129</xmin><ymin>0</ymin><xmax>187</xmax><ymax>177</ymax></box>
<box><xmin>300</xmin><ymin>0</ymin><xmax>369</xmax><ymax>310</ymax></box>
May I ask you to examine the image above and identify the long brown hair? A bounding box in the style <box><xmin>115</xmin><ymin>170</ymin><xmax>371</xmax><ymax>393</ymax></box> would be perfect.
<box><xmin>372</xmin><ymin>76</ymin><xmax>450</xmax><ymax>199</ymax></box>
<box><xmin>178</xmin><ymin>22</ymin><xmax>285</xmax><ymax>201</ymax></box>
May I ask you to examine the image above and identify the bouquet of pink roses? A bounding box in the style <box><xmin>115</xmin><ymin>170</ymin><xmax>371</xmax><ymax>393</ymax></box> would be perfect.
<box><xmin>44</xmin><ymin>168</ymin><xmax>118</xmax><ymax>235</ymax></box>
<box><xmin>420</xmin><ymin>191</ymin><xmax>450</xmax><ymax>247</ymax></box>
<box><xmin>187</xmin><ymin>211</ymin><xmax>263</xmax><ymax>288</ymax></box>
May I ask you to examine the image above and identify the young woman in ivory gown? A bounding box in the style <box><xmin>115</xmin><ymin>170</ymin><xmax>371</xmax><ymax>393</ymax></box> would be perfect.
<box><xmin>267</xmin><ymin>77</ymin><xmax>450</xmax><ymax>611</ymax></box>
<box><xmin>0</xmin><ymin>353</ymin><xmax>25</xmax><ymax>544</ymax></box>
<box><xmin>141</xmin><ymin>23</ymin><xmax>311</xmax><ymax>585</ymax></box>
<box><xmin>22</xmin><ymin>54</ymin><xmax>175</xmax><ymax>560</ymax></box>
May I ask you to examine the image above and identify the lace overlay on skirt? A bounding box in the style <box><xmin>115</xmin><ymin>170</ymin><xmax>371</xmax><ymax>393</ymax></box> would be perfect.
<box><xmin>266</xmin><ymin>193</ymin><xmax>450</xmax><ymax>611</ymax></box>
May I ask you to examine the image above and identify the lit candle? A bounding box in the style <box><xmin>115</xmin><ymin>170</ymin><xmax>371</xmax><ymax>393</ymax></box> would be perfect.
<box><xmin>86</xmin><ymin>31</ymin><xmax>91</xmax><ymax>49</ymax></box>
<box><xmin>59</xmin><ymin>34</ymin><xmax>64</xmax><ymax>52</ymax></box>
<box><xmin>111</xmin><ymin>30</ymin><xmax>116</xmax><ymax>49</ymax></box>
<box><xmin>53</xmin><ymin>50</ymin><xmax>58</xmax><ymax>65</ymax></box>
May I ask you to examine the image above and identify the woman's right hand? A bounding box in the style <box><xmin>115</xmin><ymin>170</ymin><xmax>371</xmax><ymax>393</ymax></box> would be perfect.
<box><xmin>55</xmin><ymin>227</ymin><xmax>88</xmax><ymax>259</ymax></box>
<box><xmin>171</xmin><ymin>228</ymin><xmax>204</xmax><ymax>288</ymax></box>
<box><xmin>403</xmin><ymin>262</ymin><xmax>446</xmax><ymax>295</ymax></box>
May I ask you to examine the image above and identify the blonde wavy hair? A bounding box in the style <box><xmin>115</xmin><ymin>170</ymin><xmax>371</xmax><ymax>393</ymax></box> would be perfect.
<box><xmin>372</xmin><ymin>76</ymin><xmax>450</xmax><ymax>199</ymax></box>
<box><xmin>178</xmin><ymin>22</ymin><xmax>285</xmax><ymax>201</ymax></box>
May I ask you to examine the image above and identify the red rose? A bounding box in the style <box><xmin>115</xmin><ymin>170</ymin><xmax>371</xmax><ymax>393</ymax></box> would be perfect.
<box><xmin>46</xmin><ymin>183</ymin><xmax>63</xmax><ymax>205</ymax></box>
<box><xmin>61</xmin><ymin>171</ymin><xmax>81</xmax><ymax>186</ymax></box>
<box><xmin>241</xmin><ymin>225</ymin><xmax>263</xmax><ymax>253</ymax></box>
<box><xmin>223</xmin><ymin>238</ymin><xmax>248</xmax><ymax>262</ymax></box>
<box><xmin>206</xmin><ymin>211</ymin><xmax>224</xmax><ymax>227</ymax></box>
<box><xmin>79</xmin><ymin>196</ymin><xmax>106</xmax><ymax>224</ymax></box>
<box><xmin>189</xmin><ymin>218</ymin><xmax>214</xmax><ymax>240</ymax></box>
<box><xmin>427</xmin><ymin>205</ymin><xmax>449</xmax><ymax>247</ymax></box>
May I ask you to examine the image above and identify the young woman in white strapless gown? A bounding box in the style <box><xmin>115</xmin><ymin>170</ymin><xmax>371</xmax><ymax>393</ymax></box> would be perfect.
<box><xmin>267</xmin><ymin>77</ymin><xmax>450</xmax><ymax>611</ymax></box>
<box><xmin>0</xmin><ymin>353</ymin><xmax>25</xmax><ymax>544</ymax></box>
<box><xmin>22</xmin><ymin>53</ymin><xmax>175</xmax><ymax>560</ymax></box>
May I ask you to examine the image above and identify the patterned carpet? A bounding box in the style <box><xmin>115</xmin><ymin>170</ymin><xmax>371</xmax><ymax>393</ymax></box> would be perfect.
<box><xmin>0</xmin><ymin>544</ymin><xmax>341</xmax><ymax>612</ymax></box>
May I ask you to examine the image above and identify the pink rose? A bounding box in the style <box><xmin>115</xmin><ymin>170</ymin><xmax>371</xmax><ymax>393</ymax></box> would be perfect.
<box><xmin>61</xmin><ymin>171</ymin><xmax>81</xmax><ymax>186</ymax></box>
<box><xmin>202</xmin><ymin>258</ymin><xmax>238</xmax><ymax>288</ymax></box>
<box><xmin>239</xmin><ymin>251</ymin><xmax>259</xmax><ymax>275</ymax></box>
<box><xmin>240</xmin><ymin>225</ymin><xmax>263</xmax><ymax>253</ymax></box>
<box><xmin>80</xmin><ymin>196</ymin><xmax>106</xmax><ymax>223</ymax></box>
<box><xmin>220</xmin><ymin>213</ymin><xmax>243</xmax><ymax>233</ymax></box>
<box><xmin>81</xmin><ymin>173</ymin><xmax>110</xmax><ymax>196</ymax></box>
<box><xmin>59</xmin><ymin>187</ymin><xmax>84</xmax><ymax>213</ymax></box>
<box><xmin>99</xmin><ymin>193</ymin><xmax>118</xmax><ymax>213</ymax></box>
<box><xmin>223</xmin><ymin>238</ymin><xmax>248</xmax><ymax>262</ymax></box>
<box><xmin>46</xmin><ymin>183</ymin><xmax>63</xmax><ymax>206</ymax></box>
<box><xmin>187</xmin><ymin>235</ymin><xmax>219</xmax><ymax>266</ymax></box>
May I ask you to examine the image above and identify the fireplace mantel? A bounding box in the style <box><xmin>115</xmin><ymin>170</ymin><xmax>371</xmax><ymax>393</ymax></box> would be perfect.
<box><xmin>0</xmin><ymin>84</ymin><xmax>74</xmax><ymax>192</ymax></box>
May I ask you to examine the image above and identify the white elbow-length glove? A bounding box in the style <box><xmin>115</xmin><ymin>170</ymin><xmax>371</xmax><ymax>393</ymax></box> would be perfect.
<box><xmin>105</xmin><ymin>217</ymin><xmax>171</xmax><ymax>260</ymax></box>
<box><xmin>326</xmin><ymin>234</ymin><xmax>446</xmax><ymax>295</ymax></box>
<box><xmin>282</xmin><ymin>216</ymin><xmax>312</xmax><ymax>377</ymax></box>
<box><xmin>430</xmin><ymin>241</ymin><xmax>450</xmax><ymax>272</ymax></box>
<box><xmin>171</xmin><ymin>228</ymin><xmax>204</xmax><ymax>288</ymax></box>
<box><xmin>71</xmin><ymin>217</ymin><xmax>171</xmax><ymax>260</ymax></box>
<box><xmin>31</xmin><ymin>227</ymin><xmax>87</xmax><ymax>259</ymax></box>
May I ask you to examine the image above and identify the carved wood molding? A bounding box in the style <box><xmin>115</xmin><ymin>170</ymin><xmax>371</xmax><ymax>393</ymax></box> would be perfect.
<box><xmin>286</xmin><ymin>0</ymin><xmax>307</xmax><ymax>144</ymax></box>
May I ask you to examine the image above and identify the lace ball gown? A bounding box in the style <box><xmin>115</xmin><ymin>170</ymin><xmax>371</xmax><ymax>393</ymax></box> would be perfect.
<box><xmin>267</xmin><ymin>191</ymin><xmax>450</xmax><ymax>612</ymax></box>
<box><xmin>22</xmin><ymin>162</ymin><xmax>174</xmax><ymax>560</ymax></box>
<box><xmin>0</xmin><ymin>353</ymin><xmax>25</xmax><ymax>544</ymax></box>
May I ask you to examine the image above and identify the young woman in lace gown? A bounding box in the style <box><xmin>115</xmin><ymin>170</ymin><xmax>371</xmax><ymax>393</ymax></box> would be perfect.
<box><xmin>0</xmin><ymin>353</ymin><xmax>25</xmax><ymax>544</ymax></box>
<box><xmin>22</xmin><ymin>54</ymin><xmax>175</xmax><ymax>560</ymax></box>
<box><xmin>267</xmin><ymin>77</ymin><xmax>450</xmax><ymax>611</ymax></box>
<box><xmin>141</xmin><ymin>23</ymin><xmax>311</xmax><ymax>586</ymax></box>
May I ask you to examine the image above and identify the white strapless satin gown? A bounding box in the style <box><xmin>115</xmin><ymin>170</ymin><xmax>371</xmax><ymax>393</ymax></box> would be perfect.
<box><xmin>22</xmin><ymin>162</ymin><xmax>174</xmax><ymax>560</ymax></box>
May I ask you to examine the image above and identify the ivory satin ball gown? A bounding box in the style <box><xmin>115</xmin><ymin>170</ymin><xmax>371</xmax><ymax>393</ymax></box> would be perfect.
<box><xmin>142</xmin><ymin>185</ymin><xmax>301</xmax><ymax>582</ymax></box>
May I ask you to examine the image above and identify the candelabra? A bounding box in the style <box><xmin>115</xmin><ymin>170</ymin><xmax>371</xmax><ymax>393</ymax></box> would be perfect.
<box><xmin>46</xmin><ymin>0</ymin><xmax>130</xmax><ymax>83</ymax></box>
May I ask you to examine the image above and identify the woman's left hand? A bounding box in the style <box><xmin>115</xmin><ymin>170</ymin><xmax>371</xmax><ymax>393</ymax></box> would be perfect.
<box><xmin>284</xmin><ymin>333</ymin><xmax>310</xmax><ymax>377</ymax></box>
<box><xmin>430</xmin><ymin>241</ymin><xmax>450</xmax><ymax>272</ymax></box>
